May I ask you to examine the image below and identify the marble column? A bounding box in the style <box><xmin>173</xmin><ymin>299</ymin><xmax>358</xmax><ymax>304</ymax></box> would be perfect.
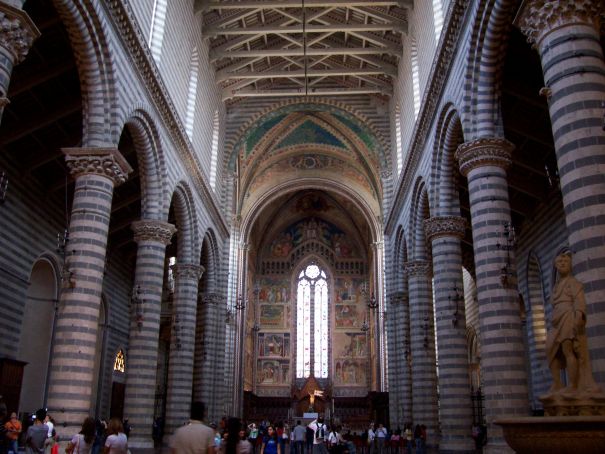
<box><xmin>233</xmin><ymin>242</ymin><xmax>249</xmax><ymax>417</ymax></box>
<box><xmin>124</xmin><ymin>220</ymin><xmax>176</xmax><ymax>448</ymax></box>
<box><xmin>46</xmin><ymin>148</ymin><xmax>132</xmax><ymax>436</ymax></box>
<box><xmin>455</xmin><ymin>138</ymin><xmax>529</xmax><ymax>451</ymax></box>
<box><xmin>516</xmin><ymin>0</ymin><xmax>605</xmax><ymax>384</ymax></box>
<box><xmin>0</xmin><ymin>2</ymin><xmax>39</xmax><ymax>120</ymax></box>
<box><xmin>372</xmin><ymin>240</ymin><xmax>386</xmax><ymax>391</ymax></box>
<box><xmin>165</xmin><ymin>263</ymin><xmax>204</xmax><ymax>434</ymax></box>
<box><xmin>403</xmin><ymin>260</ymin><xmax>439</xmax><ymax>448</ymax></box>
<box><xmin>424</xmin><ymin>216</ymin><xmax>474</xmax><ymax>452</ymax></box>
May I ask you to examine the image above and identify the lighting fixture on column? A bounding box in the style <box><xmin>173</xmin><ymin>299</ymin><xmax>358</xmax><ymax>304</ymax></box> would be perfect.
<box><xmin>56</xmin><ymin>228</ymin><xmax>75</xmax><ymax>288</ymax></box>
<box><xmin>225</xmin><ymin>308</ymin><xmax>234</xmax><ymax>324</ymax></box>
<box><xmin>423</xmin><ymin>314</ymin><xmax>430</xmax><ymax>349</ymax></box>
<box><xmin>448</xmin><ymin>286</ymin><xmax>463</xmax><ymax>327</ymax></box>
<box><xmin>236</xmin><ymin>295</ymin><xmax>247</xmax><ymax>311</ymax></box>
<box><xmin>360</xmin><ymin>317</ymin><xmax>370</xmax><ymax>333</ymax></box>
<box><xmin>497</xmin><ymin>222</ymin><xmax>516</xmax><ymax>287</ymax></box>
<box><xmin>0</xmin><ymin>169</ymin><xmax>8</xmax><ymax>204</ymax></box>
<box><xmin>131</xmin><ymin>285</ymin><xmax>144</xmax><ymax>330</ymax></box>
<box><xmin>367</xmin><ymin>293</ymin><xmax>378</xmax><ymax>310</ymax></box>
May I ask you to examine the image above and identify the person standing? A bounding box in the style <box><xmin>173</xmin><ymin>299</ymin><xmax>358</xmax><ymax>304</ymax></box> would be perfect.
<box><xmin>66</xmin><ymin>417</ymin><xmax>95</xmax><ymax>454</ymax></box>
<box><xmin>260</xmin><ymin>426</ymin><xmax>280</xmax><ymax>454</ymax></box>
<box><xmin>25</xmin><ymin>409</ymin><xmax>48</xmax><ymax>454</ymax></box>
<box><xmin>103</xmin><ymin>418</ymin><xmax>128</xmax><ymax>454</ymax></box>
<box><xmin>5</xmin><ymin>413</ymin><xmax>21</xmax><ymax>454</ymax></box>
<box><xmin>170</xmin><ymin>402</ymin><xmax>215</xmax><ymax>454</ymax></box>
<box><xmin>293</xmin><ymin>420</ymin><xmax>306</xmax><ymax>454</ymax></box>
<box><xmin>221</xmin><ymin>418</ymin><xmax>252</xmax><ymax>454</ymax></box>
<box><xmin>374</xmin><ymin>424</ymin><xmax>386</xmax><ymax>454</ymax></box>
<box><xmin>307</xmin><ymin>417</ymin><xmax>327</xmax><ymax>454</ymax></box>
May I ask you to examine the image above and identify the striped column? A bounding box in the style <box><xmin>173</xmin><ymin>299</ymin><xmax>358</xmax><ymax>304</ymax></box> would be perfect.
<box><xmin>47</xmin><ymin>148</ymin><xmax>132</xmax><ymax>437</ymax></box>
<box><xmin>455</xmin><ymin>138</ymin><xmax>529</xmax><ymax>450</ymax></box>
<box><xmin>388</xmin><ymin>291</ymin><xmax>412</xmax><ymax>429</ymax></box>
<box><xmin>516</xmin><ymin>0</ymin><xmax>605</xmax><ymax>385</ymax></box>
<box><xmin>403</xmin><ymin>260</ymin><xmax>439</xmax><ymax>448</ymax></box>
<box><xmin>424</xmin><ymin>216</ymin><xmax>474</xmax><ymax>452</ymax></box>
<box><xmin>194</xmin><ymin>292</ymin><xmax>221</xmax><ymax>413</ymax></box>
<box><xmin>165</xmin><ymin>263</ymin><xmax>204</xmax><ymax>434</ymax></box>
<box><xmin>0</xmin><ymin>3</ymin><xmax>39</xmax><ymax>120</ymax></box>
<box><xmin>124</xmin><ymin>220</ymin><xmax>176</xmax><ymax>449</ymax></box>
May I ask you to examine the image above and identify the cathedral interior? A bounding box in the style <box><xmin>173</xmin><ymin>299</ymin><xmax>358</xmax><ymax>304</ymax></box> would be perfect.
<box><xmin>1</xmin><ymin>0</ymin><xmax>605</xmax><ymax>452</ymax></box>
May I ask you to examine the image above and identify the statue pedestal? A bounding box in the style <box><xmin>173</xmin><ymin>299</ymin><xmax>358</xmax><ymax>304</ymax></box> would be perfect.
<box><xmin>539</xmin><ymin>391</ymin><xmax>605</xmax><ymax>416</ymax></box>
<box><xmin>495</xmin><ymin>416</ymin><xmax>605</xmax><ymax>454</ymax></box>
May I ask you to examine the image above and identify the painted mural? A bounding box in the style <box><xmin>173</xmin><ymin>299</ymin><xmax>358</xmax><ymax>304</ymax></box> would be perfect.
<box><xmin>334</xmin><ymin>359</ymin><xmax>366</xmax><ymax>385</ymax></box>
<box><xmin>259</xmin><ymin>277</ymin><xmax>291</xmax><ymax>303</ymax></box>
<box><xmin>257</xmin><ymin>359</ymin><xmax>291</xmax><ymax>385</ymax></box>
<box><xmin>258</xmin><ymin>333</ymin><xmax>290</xmax><ymax>358</ymax></box>
<box><xmin>260</xmin><ymin>305</ymin><xmax>286</xmax><ymax>327</ymax></box>
<box><xmin>269</xmin><ymin>218</ymin><xmax>358</xmax><ymax>259</ymax></box>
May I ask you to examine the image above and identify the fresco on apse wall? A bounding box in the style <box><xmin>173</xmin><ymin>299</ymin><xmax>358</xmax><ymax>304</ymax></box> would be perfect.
<box><xmin>257</xmin><ymin>359</ymin><xmax>291</xmax><ymax>385</ymax></box>
<box><xmin>334</xmin><ymin>359</ymin><xmax>367</xmax><ymax>385</ymax></box>
<box><xmin>334</xmin><ymin>277</ymin><xmax>366</xmax><ymax>329</ymax></box>
<box><xmin>269</xmin><ymin>218</ymin><xmax>358</xmax><ymax>259</ymax></box>
<box><xmin>258</xmin><ymin>333</ymin><xmax>291</xmax><ymax>358</ymax></box>
<box><xmin>259</xmin><ymin>277</ymin><xmax>291</xmax><ymax>303</ymax></box>
<box><xmin>335</xmin><ymin>332</ymin><xmax>367</xmax><ymax>358</ymax></box>
<box><xmin>248</xmin><ymin>154</ymin><xmax>373</xmax><ymax>197</ymax></box>
<box><xmin>275</xmin><ymin>119</ymin><xmax>347</xmax><ymax>149</ymax></box>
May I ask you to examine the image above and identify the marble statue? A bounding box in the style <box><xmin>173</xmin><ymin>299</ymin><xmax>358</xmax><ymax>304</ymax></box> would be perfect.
<box><xmin>545</xmin><ymin>251</ymin><xmax>600</xmax><ymax>396</ymax></box>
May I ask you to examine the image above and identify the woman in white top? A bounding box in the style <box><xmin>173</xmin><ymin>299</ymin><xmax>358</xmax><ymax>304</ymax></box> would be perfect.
<box><xmin>67</xmin><ymin>417</ymin><xmax>95</xmax><ymax>454</ymax></box>
<box><xmin>104</xmin><ymin>418</ymin><xmax>128</xmax><ymax>454</ymax></box>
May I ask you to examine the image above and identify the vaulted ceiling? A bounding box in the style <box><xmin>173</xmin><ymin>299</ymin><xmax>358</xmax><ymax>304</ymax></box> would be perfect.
<box><xmin>199</xmin><ymin>0</ymin><xmax>409</xmax><ymax>101</ymax></box>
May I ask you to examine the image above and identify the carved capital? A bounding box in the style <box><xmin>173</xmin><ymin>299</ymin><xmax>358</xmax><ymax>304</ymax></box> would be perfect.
<box><xmin>172</xmin><ymin>264</ymin><xmax>205</xmax><ymax>281</ymax></box>
<box><xmin>131</xmin><ymin>220</ymin><xmax>176</xmax><ymax>245</ymax></box>
<box><xmin>455</xmin><ymin>137</ymin><xmax>513</xmax><ymax>177</ymax></box>
<box><xmin>515</xmin><ymin>0</ymin><xmax>601</xmax><ymax>45</ymax></box>
<box><xmin>0</xmin><ymin>4</ymin><xmax>39</xmax><ymax>64</ymax></box>
<box><xmin>424</xmin><ymin>216</ymin><xmax>467</xmax><ymax>242</ymax></box>
<box><xmin>402</xmin><ymin>260</ymin><xmax>431</xmax><ymax>277</ymax></box>
<box><xmin>63</xmin><ymin>148</ymin><xmax>133</xmax><ymax>186</ymax></box>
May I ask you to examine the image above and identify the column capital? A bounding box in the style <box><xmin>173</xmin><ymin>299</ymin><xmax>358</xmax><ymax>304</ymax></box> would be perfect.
<box><xmin>424</xmin><ymin>216</ymin><xmax>467</xmax><ymax>242</ymax></box>
<box><xmin>455</xmin><ymin>137</ymin><xmax>513</xmax><ymax>177</ymax></box>
<box><xmin>515</xmin><ymin>0</ymin><xmax>601</xmax><ymax>46</ymax></box>
<box><xmin>402</xmin><ymin>260</ymin><xmax>431</xmax><ymax>277</ymax></box>
<box><xmin>172</xmin><ymin>263</ymin><xmax>205</xmax><ymax>281</ymax></box>
<box><xmin>0</xmin><ymin>3</ymin><xmax>40</xmax><ymax>64</ymax></box>
<box><xmin>131</xmin><ymin>220</ymin><xmax>176</xmax><ymax>245</ymax></box>
<box><xmin>62</xmin><ymin>148</ymin><xmax>133</xmax><ymax>186</ymax></box>
<box><xmin>200</xmin><ymin>292</ymin><xmax>222</xmax><ymax>305</ymax></box>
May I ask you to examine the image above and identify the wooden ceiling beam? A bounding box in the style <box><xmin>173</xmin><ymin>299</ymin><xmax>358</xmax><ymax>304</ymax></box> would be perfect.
<box><xmin>211</xmin><ymin>45</ymin><xmax>401</xmax><ymax>61</ymax></box>
<box><xmin>219</xmin><ymin>67</ymin><xmax>392</xmax><ymax>81</ymax></box>
<box><xmin>205</xmin><ymin>23</ymin><xmax>405</xmax><ymax>37</ymax></box>
<box><xmin>201</xmin><ymin>1</ymin><xmax>411</xmax><ymax>11</ymax></box>
<box><xmin>224</xmin><ymin>86</ymin><xmax>390</xmax><ymax>100</ymax></box>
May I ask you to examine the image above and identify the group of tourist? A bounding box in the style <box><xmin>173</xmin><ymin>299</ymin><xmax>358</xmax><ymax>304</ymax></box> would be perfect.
<box><xmin>170</xmin><ymin>403</ymin><xmax>433</xmax><ymax>454</ymax></box>
<box><xmin>0</xmin><ymin>407</ymin><xmax>128</xmax><ymax>454</ymax></box>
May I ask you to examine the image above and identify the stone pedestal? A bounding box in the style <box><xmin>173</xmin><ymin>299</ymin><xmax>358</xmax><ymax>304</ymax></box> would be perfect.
<box><xmin>540</xmin><ymin>392</ymin><xmax>605</xmax><ymax>417</ymax></box>
<box><xmin>495</xmin><ymin>416</ymin><xmax>605</xmax><ymax>454</ymax></box>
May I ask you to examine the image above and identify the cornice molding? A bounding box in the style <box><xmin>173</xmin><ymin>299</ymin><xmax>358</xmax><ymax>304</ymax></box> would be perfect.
<box><xmin>104</xmin><ymin>0</ymin><xmax>228</xmax><ymax>238</ymax></box>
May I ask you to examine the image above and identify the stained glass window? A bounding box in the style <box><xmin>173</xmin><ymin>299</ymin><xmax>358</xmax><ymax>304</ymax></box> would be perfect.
<box><xmin>296</xmin><ymin>264</ymin><xmax>329</xmax><ymax>378</ymax></box>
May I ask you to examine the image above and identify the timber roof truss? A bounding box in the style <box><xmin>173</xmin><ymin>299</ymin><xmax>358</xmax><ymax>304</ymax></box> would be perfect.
<box><xmin>199</xmin><ymin>0</ymin><xmax>409</xmax><ymax>101</ymax></box>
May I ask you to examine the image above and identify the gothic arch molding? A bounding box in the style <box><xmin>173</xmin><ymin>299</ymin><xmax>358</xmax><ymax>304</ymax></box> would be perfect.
<box><xmin>120</xmin><ymin>105</ymin><xmax>169</xmax><ymax>220</ymax></box>
<box><xmin>240</xmin><ymin>178</ymin><xmax>382</xmax><ymax>247</ymax></box>
<box><xmin>463</xmin><ymin>0</ymin><xmax>517</xmax><ymax>139</ymax></box>
<box><xmin>168</xmin><ymin>182</ymin><xmax>199</xmax><ymax>265</ymax></box>
<box><xmin>409</xmin><ymin>178</ymin><xmax>431</xmax><ymax>262</ymax></box>
<box><xmin>431</xmin><ymin>103</ymin><xmax>464</xmax><ymax>216</ymax></box>
<box><xmin>51</xmin><ymin>0</ymin><xmax>118</xmax><ymax>146</ymax></box>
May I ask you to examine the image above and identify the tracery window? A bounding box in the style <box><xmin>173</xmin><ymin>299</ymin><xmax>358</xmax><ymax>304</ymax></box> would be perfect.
<box><xmin>296</xmin><ymin>264</ymin><xmax>329</xmax><ymax>378</ymax></box>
